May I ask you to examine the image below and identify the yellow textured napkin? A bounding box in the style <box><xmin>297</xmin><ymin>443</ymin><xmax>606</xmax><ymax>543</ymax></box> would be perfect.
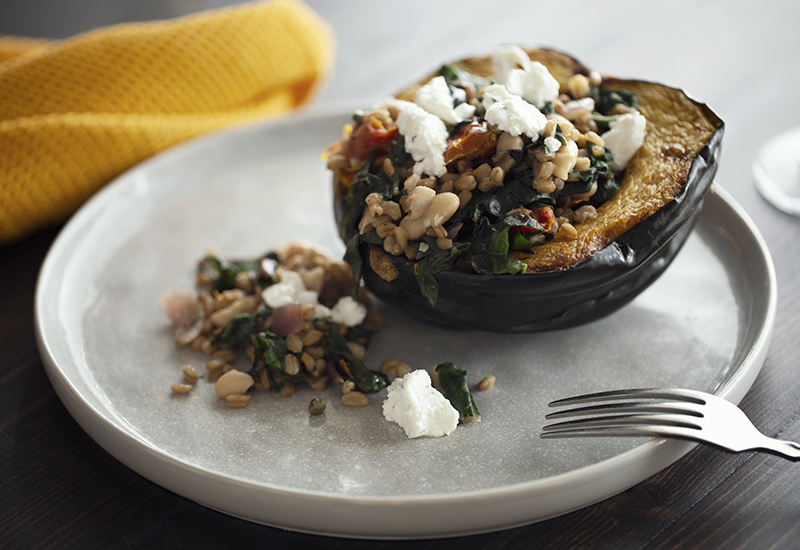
<box><xmin>0</xmin><ymin>0</ymin><xmax>334</xmax><ymax>245</ymax></box>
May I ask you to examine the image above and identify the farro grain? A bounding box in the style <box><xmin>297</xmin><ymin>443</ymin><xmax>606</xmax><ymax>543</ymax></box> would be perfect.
<box><xmin>473</xmin><ymin>163</ymin><xmax>491</xmax><ymax>180</ymax></box>
<box><xmin>215</xmin><ymin>369</ymin><xmax>254</xmax><ymax>398</ymax></box>
<box><xmin>197</xmin><ymin>271</ymin><xmax>214</xmax><ymax>286</ymax></box>
<box><xmin>190</xmin><ymin>335</ymin><xmax>207</xmax><ymax>351</ymax></box>
<box><xmin>490</xmin><ymin>166</ymin><xmax>505</xmax><ymax>184</ymax></box>
<box><xmin>543</xmin><ymin>119</ymin><xmax>557</xmax><ymax>137</ymax></box>
<box><xmin>436</xmin><ymin>237</ymin><xmax>453</xmax><ymax>250</ymax></box>
<box><xmin>284</xmin><ymin>354</ymin><xmax>300</xmax><ymax>376</ymax></box>
<box><xmin>226</xmin><ymin>394</ymin><xmax>251</xmax><ymax>408</ymax></box>
<box><xmin>458</xmin><ymin>190</ymin><xmax>473</xmax><ymax>209</ymax></box>
<box><xmin>171</xmin><ymin>384</ymin><xmax>192</xmax><ymax>394</ymax></box>
<box><xmin>234</xmin><ymin>271</ymin><xmax>253</xmax><ymax>292</ymax></box>
<box><xmin>394</xmin><ymin>225</ymin><xmax>409</xmax><ymax>250</ymax></box>
<box><xmin>301</xmin><ymin>352</ymin><xmax>316</xmax><ymax>372</ymax></box>
<box><xmin>347</xmin><ymin>341</ymin><xmax>366</xmax><ymax>360</ymax></box>
<box><xmin>342</xmin><ymin>391</ymin><xmax>369</xmax><ymax>407</ymax></box>
<box><xmin>574</xmin><ymin>157</ymin><xmax>591</xmax><ymax>172</ymax></box>
<box><xmin>477</xmin><ymin>177</ymin><xmax>496</xmax><ymax>193</ymax></box>
<box><xmin>182</xmin><ymin>364</ymin><xmax>199</xmax><ymax>384</ymax></box>
<box><xmin>200</xmin><ymin>339</ymin><xmax>216</xmax><ymax>355</ymax></box>
<box><xmin>558</xmin><ymin>222</ymin><xmax>578</xmax><ymax>239</ymax></box>
<box><xmin>306</xmin><ymin>346</ymin><xmax>325</xmax><ymax>360</ymax></box>
<box><xmin>537</xmin><ymin>161</ymin><xmax>556</xmax><ymax>179</ymax></box>
<box><xmin>568</xmin><ymin>73</ymin><xmax>590</xmax><ymax>98</ymax></box>
<box><xmin>281</xmin><ymin>384</ymin><xmax>295</xmax><ymax>398</ymax></box>
<box><xmin>478</xmin><ymin>375</ymin><xmax>496</xmax><ymax>391</ymax></box>
<box><xmin>380</xmin><ymin>359</ymin><xmax>400</xmax><ymax>375</ymax></box>
<box><xmin>454</xmin><ymin>174</ymin><xmax>477</xmax><ymax>191</ymax></box>
<box><xmin>439</xmin><ymin>180</ymin><xmax>454</xmax><ymax>194</ymax></box>
<box><xmin>395</xmin><ymin>363</ymin><xmax>411</xmax><ymax>378</ymax></box>
<box><xmin>382</xmin><ymin>201</ymin><xmax>402</xmax><ymax>221</ymax></box>
<box><xmin>285</xmin><ymin>333</ymin><xmax>303</xmax><ymax>354</ymax></box>
<box><xmin>383</xmin><ymin>157</ymin><xmax>395</xmax><ymax>177</ymax></box>
<box><xmin>496</xmin><ymin>132</ymin><xmax>524</xmax><ymax>152</ymax></box>
<box><xmin>259</xmin><ymin>369</ymin><xmax>270</xmax><ymax>390</ymax></box>
<box><xmin>584</xmin><ymin>131</ymin><xmax>605</xmax><ymax>147</ymax></box>
<box><xmin>375</xmin><ymin>221</ymin><xmax>397</xmax><ymax>239</ymax></box>
<box><xmin>573</xmin><ymin>205</ymin><xmax>598</xmax><ymax>224</ymax></box>
<box><xmin>306</xmin><ymin>376</ymin><xmax>329</xmax><ymax>391</ymax></box>
<box><xmin>206</xmin><ymin>358</ymin><xmax>227</xmax><ymax>372</ymax></box>
<box><xmin>302</xmin><ymin>329</ymin><xmax>323</xmax><ymax>346</ymax></box>
<box><xmin>534</xmin><ymin>178</ymin><xmax>557</xmax><ymax>194</ymax></box>
<box><xmin>211</xmin><ymin>348</ymin><xmax>237</xmax><ymax>362</ymax></box>
<box><xmin>341</xmin><ymin>380</ymin><xmax>356</xmax><ymax>394</ymax></box>
<box><xmin>497</xmin><ymin>154</ymin><xmax>516</xmax><ymax>173</ymax></box>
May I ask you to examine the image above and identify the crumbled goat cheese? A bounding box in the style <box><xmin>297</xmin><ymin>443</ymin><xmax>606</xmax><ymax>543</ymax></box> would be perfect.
<box><xmin>601</xmin><ymin>111</ymin><xmax>647</xmax><ymax>171</ymax></box>
<box><xmin>544</xmin><ymin>136</ymin><xmax>562</xmax><ymax>155</ymax></box>
<box><xmin>262</xmin><ymin>269</ymin><xmax>366</xmax><ymax>327</ymax></box>
<box><xmin>490</xmin><ymin>44</ymin><xmax>532</xmax><ymax>84</ymax></box>
<box><xmin>382</xmin><ymin>370</ymin><xmax>459</xmax><ymax>438</ymax></box>
<box><xmin>414</xmin><ymin>75</ymin><xmax>476</xmax><ymax>125</ymax></box>
<box><xmin>384</xmin><ymin>99</ymin><xmax>448</xmax><ymax>177</ymax></box>
<box><xmin>482</xmin><ymin>84</ymin><xmax>547</xmax><ymax>139</ymax></box>
<box><xmin>562</xmin><ymin>97</ymin><xmax>596</xmax><ymax>117</ymax></box>
<box><xmin>330</xmin><ymin>295</ymin><xmax>367</xmax><ymax>327</ymax></box>
<box><xmin>491</xmin><ymin>45</ymin><xmax>560</xmax><ymax>109</ymax></box>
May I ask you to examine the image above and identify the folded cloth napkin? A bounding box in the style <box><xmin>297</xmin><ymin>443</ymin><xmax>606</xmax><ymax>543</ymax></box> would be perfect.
<box><xmin>0</xmin><ymin>0</ymin><xmax>334</xmax><ymax>245</ymax></box>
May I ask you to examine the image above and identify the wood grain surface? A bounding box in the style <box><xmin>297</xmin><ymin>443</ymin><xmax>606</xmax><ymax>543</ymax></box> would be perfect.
<box><xmin>2</xmin><ymin>1</ymin><xmax>800</xmax><ymax>548</ymax></box>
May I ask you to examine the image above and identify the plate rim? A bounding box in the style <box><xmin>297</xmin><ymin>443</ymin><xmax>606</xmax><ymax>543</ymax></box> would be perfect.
<box><xmin>34</xmin><ymin>108</ymin><xmax>777</xmax><ymax>539</ymax></box>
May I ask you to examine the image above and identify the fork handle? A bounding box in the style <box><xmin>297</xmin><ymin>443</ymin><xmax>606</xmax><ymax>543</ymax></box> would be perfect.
<box><xmin>756</xmin><ymin>436</ymin><xmax>800</xmax><ymax>460</ymax></box>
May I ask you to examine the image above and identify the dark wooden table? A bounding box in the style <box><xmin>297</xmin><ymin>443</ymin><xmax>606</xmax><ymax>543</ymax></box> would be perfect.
<box><xmin>3</xmin><ymin>1</ymin><xmax>800</xmax><ymax>548</ymax></box>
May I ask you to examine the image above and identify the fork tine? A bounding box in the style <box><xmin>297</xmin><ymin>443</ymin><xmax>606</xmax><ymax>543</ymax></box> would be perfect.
<box><xmin>540</xmin><ymin>424</ymin><xmax>704</xmax><ymax>441</ymax></box>
<box><xmin>548</xmin><ymin>388</ymin><xmax>707</xmax><ymax>407</ymax></box>
<box><xmin>542</xmin><ymin>413</ymin><xmax>703</xmax><ymax>432</ymax></box>
<box><xmin>544</xmin><ymin>400</ymin><xmax>704</xmax><ymax>420</ymax></box>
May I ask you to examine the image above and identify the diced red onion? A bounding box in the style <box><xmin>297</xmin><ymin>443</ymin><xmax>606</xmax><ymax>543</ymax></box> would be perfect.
<box><xmin>159</xmin><ymin>289</ymin><xmax>201</xmax><ymax>327</ymax></box>
<box><xmin>175</xmin><ymin>316</ymin><xmax>205</xmax><ymax>346</ymax></box>
<box><xmin>271</xmin><ymin>303</ymin><xmax>304</xmax><ymax>336</ymax></box>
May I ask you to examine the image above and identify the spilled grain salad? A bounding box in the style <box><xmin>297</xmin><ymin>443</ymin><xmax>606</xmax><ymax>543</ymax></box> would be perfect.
<box><xmin>326</xmin><ymin>45</ymin><xmax>646</xmax><ymax>306</ymax></box>
<box><xmin>160</xmin><ymin>242</ymin><xmax>485</xmax><ymax>436</ymax></box>
<box><xmin>160</xmin><ymin>243</ymin><xmax>388</xmax><ymax>408</ymax></box>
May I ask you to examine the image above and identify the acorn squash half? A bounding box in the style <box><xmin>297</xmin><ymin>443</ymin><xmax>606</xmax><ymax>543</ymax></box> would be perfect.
<box><xmin>333</xmin><ymin>48</ymin><xmax>724</xmax><ymax>332</ymax></box>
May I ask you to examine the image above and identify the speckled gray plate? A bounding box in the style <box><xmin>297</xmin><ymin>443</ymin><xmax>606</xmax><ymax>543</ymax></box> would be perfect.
<box><xmin>35</xmin><ymin>104</ymin><xmax>776</xmax><ymax>539</ymax></box>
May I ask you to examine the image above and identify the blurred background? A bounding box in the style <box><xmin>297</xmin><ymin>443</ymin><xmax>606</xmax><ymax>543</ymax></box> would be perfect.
<box><xmin>2</xmin><ymin>0</ymin><xmax>798</xmax><ymax>211</ymax></box>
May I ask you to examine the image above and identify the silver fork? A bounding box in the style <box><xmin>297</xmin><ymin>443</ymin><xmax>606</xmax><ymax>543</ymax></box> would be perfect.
<box><xmin>541</xmin><ymin>388</ymin><xmax>800</xmax><ymax>460</ymax></box>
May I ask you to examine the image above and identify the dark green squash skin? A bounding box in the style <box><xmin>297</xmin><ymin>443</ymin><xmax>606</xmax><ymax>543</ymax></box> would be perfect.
<box><xmin>338</xmin><ymin>98</ymin><xmax>724</xmax><ymax>333</ymax></box>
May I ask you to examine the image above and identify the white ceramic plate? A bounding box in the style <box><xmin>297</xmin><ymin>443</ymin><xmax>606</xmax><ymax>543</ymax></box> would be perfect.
<box><xmin>36</xmin><ymin>105</ymin><xmax>776</xmax><ymax>539</ymax></box>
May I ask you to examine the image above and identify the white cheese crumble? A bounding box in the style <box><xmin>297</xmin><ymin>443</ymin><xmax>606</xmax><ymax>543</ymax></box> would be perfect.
<box><xmin>601</xmin><ymin>111</ymin><xmax>647</xmax><ymax>171</ymax></box>
<box><xmin>491</xmin><ymin>45</ymin><xmax>560</xmax><ymax>109</ymax></box>
<box><xmin>482</xmin><ymin>84</ymin><xmax>547</xmax><ymax>139</ymax></box>
<box><xmin>384</xmin><ymin>99</ymin><xmax>448</xmax><ymax>177</ymax></box>
<box><xmin>544</xmin><ymin>136</ymin><xmax>562</xmax><ymax>155</ymax></box>
<box><xmin>262</xmin><ymin>269</ymin><xmax>366</xmax><ymax>327</ymax></box>
<box><xmin>382</xmin><ymin>370</ymin><xmax>459</xmax><ymax>438</ymax></box>
<box><xmin>414</xmin><ymin>75</ymin><xmax>476</xmax><ymax>125</ymax></box>
<box><xmin>330</xmin><ymin>295</ymin><xmax>367</xmax><ymax>327</ymax></box>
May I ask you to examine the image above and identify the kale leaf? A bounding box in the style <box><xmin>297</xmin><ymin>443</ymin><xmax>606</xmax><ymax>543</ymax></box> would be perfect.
<box><xmin>322</xmin><ymin>324</ymin><xmax>387</xmax><ymax>393</ymax></box>
<box><xmin>432</xmin><ymin>362</ymin><xmax>480</xmax><ymax>423</ymax></box>
<box><xmin>469</xmin><ymin>214</ymin><xmax>532</xmax><ymax>275</ymax></box>
<box><xmin>593</xmin><ymin>88</ymin><xmax>639</xmax><ymax>115</ymax></box>
<box><xmin>413</xmin><ymin>237</ymin><xmax>470</xmax><ymax>308</ymax></box>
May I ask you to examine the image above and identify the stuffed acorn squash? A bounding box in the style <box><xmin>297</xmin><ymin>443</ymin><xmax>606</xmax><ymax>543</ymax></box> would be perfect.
<box><xmin>325</xmin><ymin>46</ymin><xmax>723</xmax><ymax>332</ymax></box>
